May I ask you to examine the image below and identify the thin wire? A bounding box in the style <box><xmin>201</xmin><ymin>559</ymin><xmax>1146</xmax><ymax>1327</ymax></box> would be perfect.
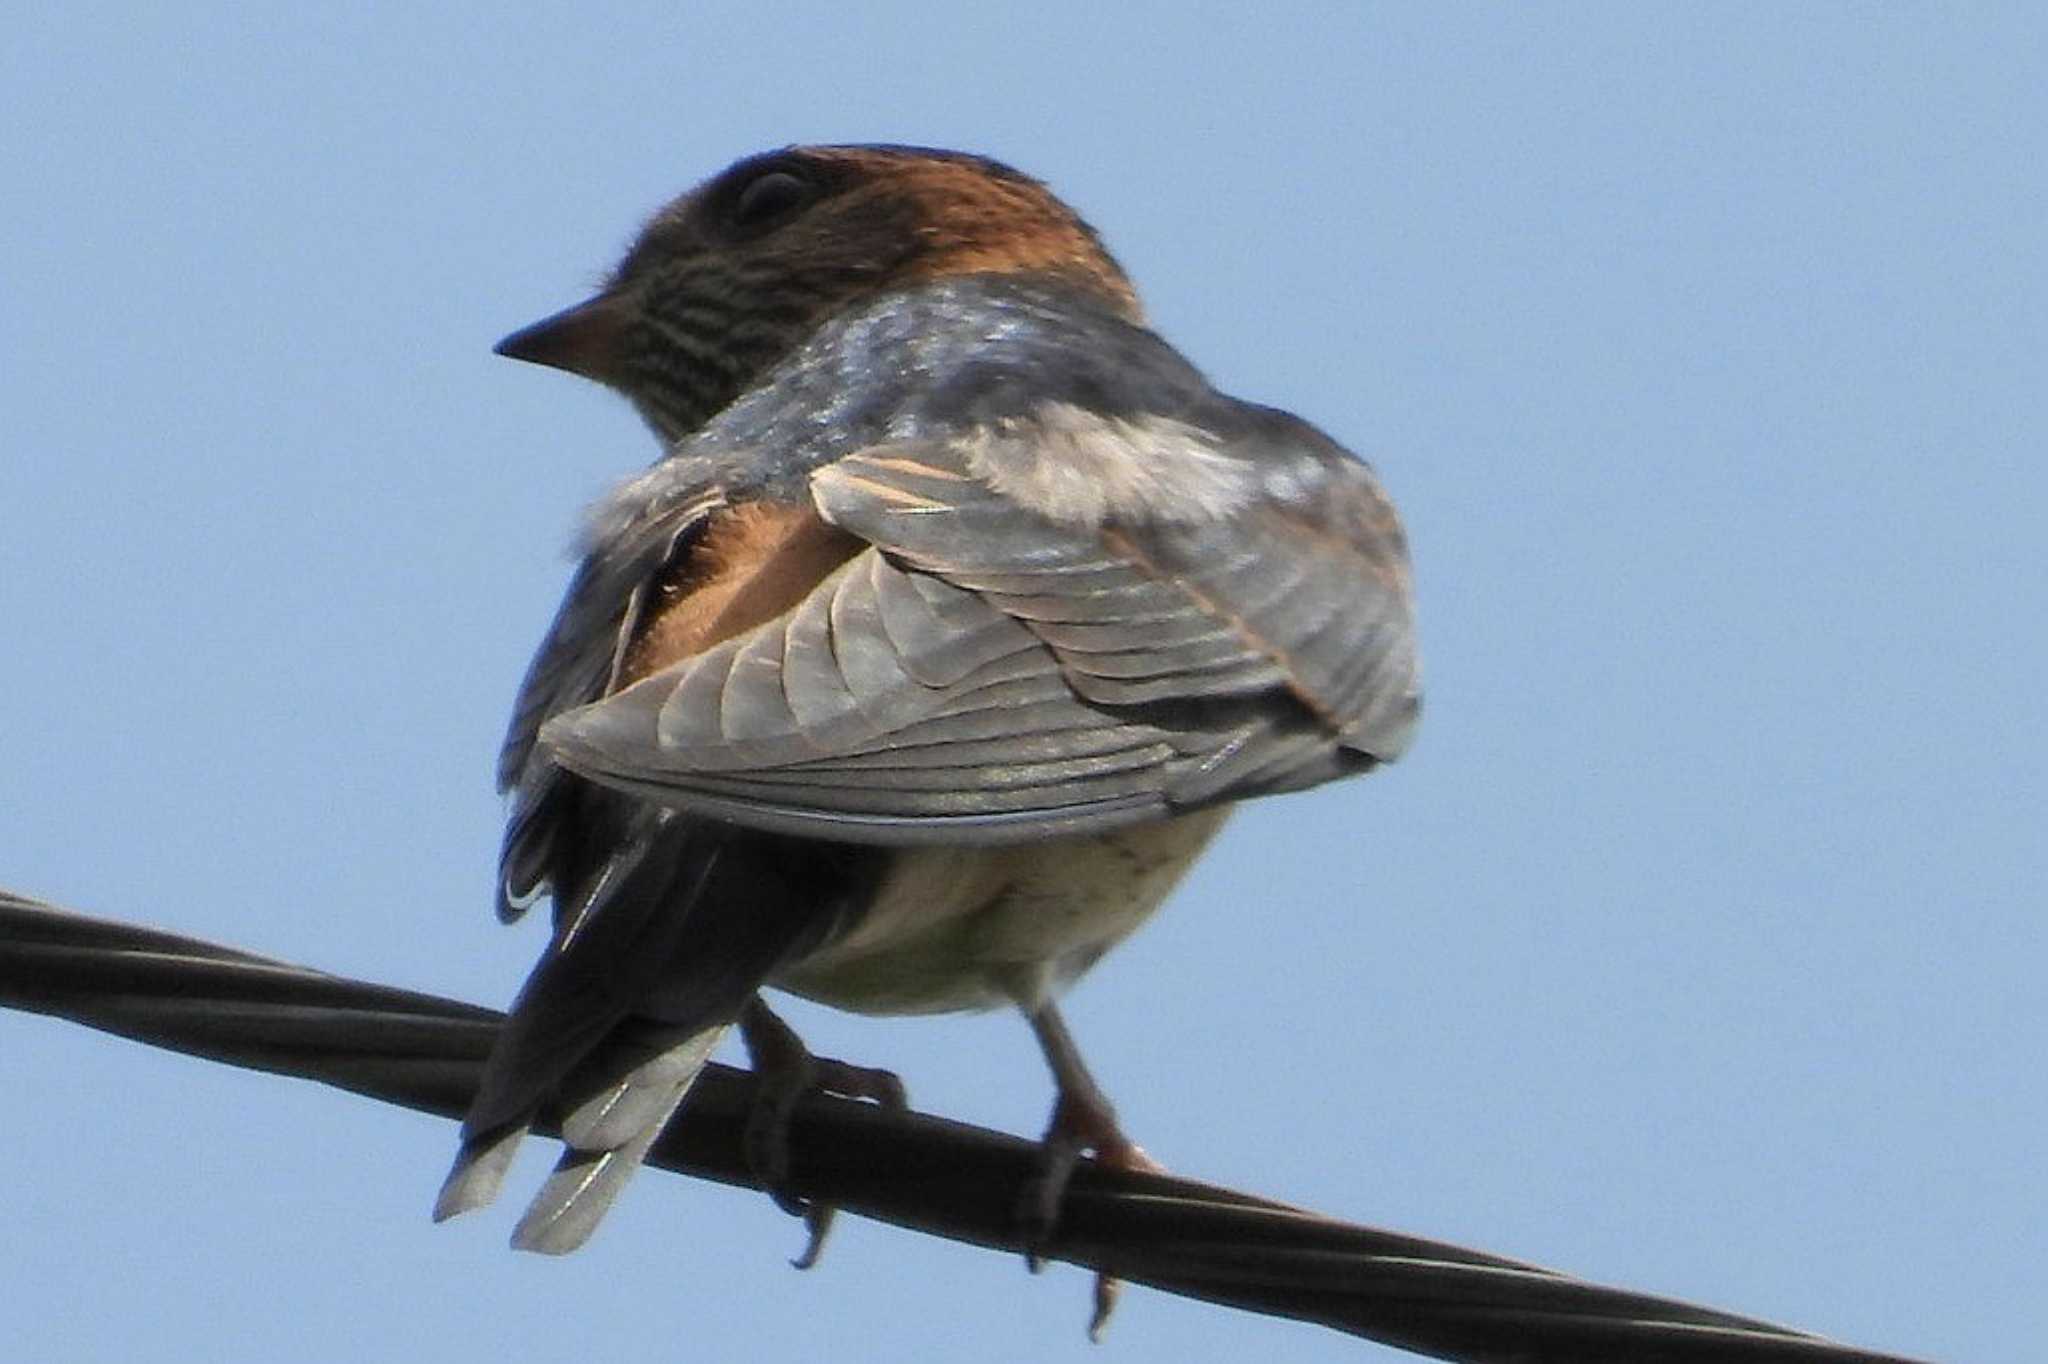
<box><xmin>0</xmin><ymin>888</ymin><xmax>1927</xmax><ymax>1363</ymax></box>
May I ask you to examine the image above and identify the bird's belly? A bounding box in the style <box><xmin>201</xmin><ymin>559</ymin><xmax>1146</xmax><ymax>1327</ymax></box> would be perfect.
<box><xmin>771</xmin><ymin>808</ymin><xmax>1229</xmax><ymax>1016</ymax></box>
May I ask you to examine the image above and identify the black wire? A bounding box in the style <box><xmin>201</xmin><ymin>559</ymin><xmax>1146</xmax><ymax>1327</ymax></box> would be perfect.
<box><xmin>0</xmin><ymin>889</ymin><xmax>1928</xmax><ymax>1363</ymax></box>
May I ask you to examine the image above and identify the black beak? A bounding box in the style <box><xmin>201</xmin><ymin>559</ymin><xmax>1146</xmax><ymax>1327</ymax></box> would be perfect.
<box><xmin>494</xmin><ymin>288</ymin><xmax>635</xmax><ymax>384</ymax></box>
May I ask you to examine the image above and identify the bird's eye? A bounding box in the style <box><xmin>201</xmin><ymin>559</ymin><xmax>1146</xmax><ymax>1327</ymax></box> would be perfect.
<box><xmin>730</xmin><ymin>170</ymin><xmax>814</xmax><ymax>230</ymax></box>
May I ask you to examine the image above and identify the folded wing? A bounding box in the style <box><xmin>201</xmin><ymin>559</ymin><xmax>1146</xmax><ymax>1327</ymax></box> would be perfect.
<box><xmin>540</xmin><ymin>413</ymin><xmax>1419</xmax><ymax>846</ymax></box>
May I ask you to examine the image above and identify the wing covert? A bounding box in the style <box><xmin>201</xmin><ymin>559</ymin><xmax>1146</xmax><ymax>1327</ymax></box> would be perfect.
<box><xmin>539</xmin><ymin>410</ymin><xmax>1418</xmax><ymax>846</ymax></box>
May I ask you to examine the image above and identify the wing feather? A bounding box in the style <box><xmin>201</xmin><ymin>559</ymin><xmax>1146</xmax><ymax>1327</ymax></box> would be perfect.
<box><xmin>539</xmin><ymin>407</ymin><xmax>1418</xmax><ymax>845</ymax></box>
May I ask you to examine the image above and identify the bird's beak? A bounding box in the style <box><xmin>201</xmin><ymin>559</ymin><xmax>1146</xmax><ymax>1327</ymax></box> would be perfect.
<box><xmin>493</xmin><ymin>288</ymin><xmax>635</xmax><ymax>384</ymax></box>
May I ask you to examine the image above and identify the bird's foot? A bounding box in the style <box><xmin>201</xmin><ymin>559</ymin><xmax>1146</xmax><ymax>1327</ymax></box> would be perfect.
<box><xmin>1018</xmin><ymin>1088</ymin><xmax>1164</xmax><ymax>1341</ymax></box>
<box><xmin>738</xmin><ymin>998</ymin><xmax>907</xmax><ymax>1269</ymax></box>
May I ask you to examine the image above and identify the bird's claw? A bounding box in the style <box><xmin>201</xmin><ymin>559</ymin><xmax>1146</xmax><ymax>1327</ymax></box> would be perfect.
<box><xmin>791</xmin><ymin>1202</ymin><xmax>835</xmax><ymax>1270</ymax></box>
<box><xmin>738</xmin><ymin>1000</ymin><xmax>906</xmax><ymax>1269</ymax></box>
<box><xmin>1015</xmin><ymin>1089</ymin><xmax>1163</xmax><ymax>1337</ymax></box>
<box><xmin>1088</xmin><ymin>1273</ymin><xmax>1122</xmax><ymax>1343</ymax></box>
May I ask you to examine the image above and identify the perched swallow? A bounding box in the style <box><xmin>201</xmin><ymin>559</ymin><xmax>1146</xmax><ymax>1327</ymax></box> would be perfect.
<box><xmin>436</xmin><ymin>145</ymin><xmax>1420</xmax><ymax>1276</ymax></box>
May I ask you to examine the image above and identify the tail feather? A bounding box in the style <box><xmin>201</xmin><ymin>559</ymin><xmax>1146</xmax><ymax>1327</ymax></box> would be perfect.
<box><xmin>560</xmin><ymin>1024</ymin><xmax>726</xmax><ymax>1150</ymax></box>
<box><xmin>439</xmin><ymin>806</ymin><xmax>879</xmax><ymax>1252</ymax></box>
<box><xmin>433</xmin><ymin>1120</ymin><xmax>529</xmax><ymax>1223</ymax></box>
<box><xmin>510</xmin><ymin>1026</ymin><xmax>723</xmax><ymax>1254</ymax></box>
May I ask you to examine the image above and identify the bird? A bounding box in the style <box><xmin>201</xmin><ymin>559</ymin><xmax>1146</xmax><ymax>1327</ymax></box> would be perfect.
<box><xmin>434</xmin><ymin>144</ymin><xmax>1421</xmax><ymax>1295</ymax></box>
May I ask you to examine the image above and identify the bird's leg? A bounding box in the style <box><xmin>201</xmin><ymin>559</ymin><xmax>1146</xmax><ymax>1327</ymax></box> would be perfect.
<box><xmin>1020</xmin><ymin>1001</ymin><xmax>1160</xmax><ymax>1236</ymax></box>
<box><xmin>737</xmin><ymin>996</ymin><xmax>907</xmax><ymax>1269</ymax></box>
<box><xmin>1019</xmin><ymin>1002</ymin><xmax>1165</xmax><ymax>1339</ymax></box>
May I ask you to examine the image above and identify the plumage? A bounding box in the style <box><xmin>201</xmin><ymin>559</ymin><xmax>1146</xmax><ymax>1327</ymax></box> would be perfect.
<box><xmin>442</xmin><ymin>145</ymin><xmax>1421</xmax><ymax>1285</ymax></box>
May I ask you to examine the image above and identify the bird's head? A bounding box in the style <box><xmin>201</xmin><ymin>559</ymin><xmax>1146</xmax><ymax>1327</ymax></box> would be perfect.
<box><xmin>495</xmin><ymin>144</ymin><xmax>1139</xmax><ymax>442</ymax></box>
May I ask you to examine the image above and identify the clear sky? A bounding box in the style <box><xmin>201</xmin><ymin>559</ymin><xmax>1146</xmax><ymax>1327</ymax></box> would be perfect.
<box><xmin>3</xmin><ymin>6</ymin><xmax>2040</xmax><ymax>1363</ymax></box>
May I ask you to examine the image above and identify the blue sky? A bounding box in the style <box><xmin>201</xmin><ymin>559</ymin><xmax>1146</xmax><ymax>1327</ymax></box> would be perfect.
<box><xmin>3</xmin><ymin>6</ymin><xmax>2040</xmax><ymax>1362</ymax></box>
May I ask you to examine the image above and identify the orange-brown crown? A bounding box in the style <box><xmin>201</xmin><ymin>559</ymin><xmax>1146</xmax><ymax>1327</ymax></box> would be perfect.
<box><xmin>497</xmin><ymin>145</ymin><xmax>1140</xmax><ymax>441</ymax></box>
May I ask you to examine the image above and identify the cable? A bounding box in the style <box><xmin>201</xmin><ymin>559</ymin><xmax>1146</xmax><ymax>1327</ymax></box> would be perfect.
<box><xmin>0</xmin><ymin>888</ymin><xmax>1926</xmax><ymax>1363</ymax></box>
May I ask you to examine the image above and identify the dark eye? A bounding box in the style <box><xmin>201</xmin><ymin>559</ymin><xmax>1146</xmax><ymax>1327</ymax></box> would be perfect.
<box><xmin>730</xmin><ymin>170</ymin><xmax>814</xmax><ymax>229</ymax></box>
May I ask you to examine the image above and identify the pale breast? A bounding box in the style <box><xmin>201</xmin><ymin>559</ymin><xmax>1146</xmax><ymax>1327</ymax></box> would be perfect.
<box><xmin>772</xmin><ymin>806</ymin><xmax>1230</xmax><ymax>1016</ymax></box>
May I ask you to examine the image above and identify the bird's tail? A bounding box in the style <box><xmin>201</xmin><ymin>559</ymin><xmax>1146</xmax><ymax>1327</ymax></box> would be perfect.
<box><xmin>434</xmin><ymin>1020</ymin><xmax>727</xmax><ymax>1252</ymax></box>
<box><xmin>435</xmin><ymin>818</ymin><xmax>727</xmax><ymax>1251</ymax></box>
<box><xmin>441</xmin><ymin>1020</ymin><xmax>727</xmax><ymax>1251</ymax></box>
<box><xmin>437</xmin><ymin>808</ymin><xmax>874</xmax><ymax>1251</ymax></box>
